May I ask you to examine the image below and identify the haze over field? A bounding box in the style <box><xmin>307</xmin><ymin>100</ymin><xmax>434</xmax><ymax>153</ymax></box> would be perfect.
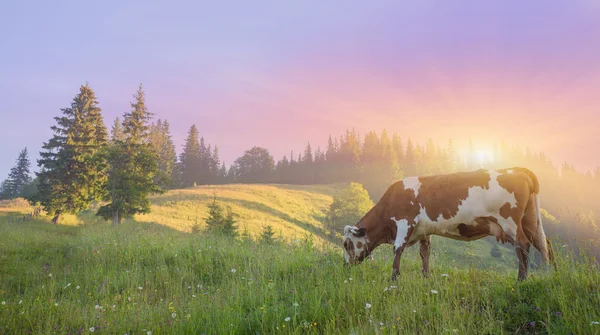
<box><xmin>2</xmin><ymin>0</ymin><xmax>600</xmax><ymax>176</ymax></box>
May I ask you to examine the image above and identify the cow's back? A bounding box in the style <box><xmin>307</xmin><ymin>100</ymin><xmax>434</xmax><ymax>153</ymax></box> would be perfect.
<box><xmin>390</xmin><ymin>168</ymin><xmax>537</xmax><ymax>243</ymax></box>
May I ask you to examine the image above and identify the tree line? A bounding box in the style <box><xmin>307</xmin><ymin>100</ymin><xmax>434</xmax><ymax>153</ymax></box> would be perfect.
<box><xmin>1</xmin><ymin>82</ymin><xmax>599</xmax><ymax>256</ymax></box>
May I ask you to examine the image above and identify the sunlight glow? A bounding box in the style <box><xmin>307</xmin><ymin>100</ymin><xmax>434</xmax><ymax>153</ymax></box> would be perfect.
<box><xmin>475</xmin><ymin>150</ymin><xmax>495</xmax><ymax>166</ymax></box>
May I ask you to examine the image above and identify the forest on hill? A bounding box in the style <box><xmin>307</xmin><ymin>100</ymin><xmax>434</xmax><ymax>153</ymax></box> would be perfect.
<box><xmin>1</xmin><ymin>83</ymin><xmax>598</xmax><ymax>259</ymax></box>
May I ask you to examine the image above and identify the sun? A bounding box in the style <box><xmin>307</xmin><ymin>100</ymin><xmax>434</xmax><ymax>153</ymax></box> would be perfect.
<box><xmin>474</xmin><ymin>149</ymin><xmax>495</xmax><ymax>166</ymax></box>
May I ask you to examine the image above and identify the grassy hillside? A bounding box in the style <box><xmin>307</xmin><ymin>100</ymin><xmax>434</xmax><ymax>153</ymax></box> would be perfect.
<box><xmin>130</xmin><ymin>184</ymin><xmax>344</xmax><ymax>245</ymax></box>
<box><xmin>0</xmin><ymin>217</ymin><xmax>599</xmax><ymax>334</ymax></box>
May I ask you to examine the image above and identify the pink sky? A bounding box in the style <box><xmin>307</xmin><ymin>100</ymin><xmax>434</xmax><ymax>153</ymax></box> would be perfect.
<box><xmin>1</xmin><ymin>0</ymin><xmax>599</xmax><ymax>175</ymax></box>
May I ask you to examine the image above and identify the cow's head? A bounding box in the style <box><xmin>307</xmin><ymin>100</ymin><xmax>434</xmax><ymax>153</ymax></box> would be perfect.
<box><xmin>342</xmin><ymin>224</ymin><xmax>369</xmax><ymax>265</ymax></box>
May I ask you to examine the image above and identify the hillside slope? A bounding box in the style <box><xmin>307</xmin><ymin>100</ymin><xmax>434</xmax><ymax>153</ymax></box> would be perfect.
<box><xmin>134</xmin><ymin>183</ymin><xmax>346</xmax><ymax>245</ymax></box>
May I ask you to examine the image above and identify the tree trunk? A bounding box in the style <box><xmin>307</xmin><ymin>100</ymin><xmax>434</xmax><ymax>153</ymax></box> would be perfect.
<box><xmin>51</xmin><ymin>211</ymin><xmax>61</xmax><ymax>225</ymax></box>
<box><xmin>112</xmin><ymin>209</ymin><xmax>121</xmax><ymax>226</ymax></box>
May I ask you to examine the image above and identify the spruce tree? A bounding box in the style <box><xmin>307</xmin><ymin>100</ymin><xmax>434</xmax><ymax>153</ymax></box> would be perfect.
<box><xmin>179</xmin><ymin>125</ymin><xmax>202</xmax><ymax>187</ymax></box>
<box><xmin>198</xmin><ymin>137</ymin><xmax>210</xmax><ymax>185</ymax></box>
<box><xmin>210</xmin><ymin>146</ymin><xmax>221</xmax><ymax>184</ymax></box>
<box><xmin>97</xmin><ymin>84</ymin><xmax>162</xmax><ymax>225</ymax></box>
<box><xmin>0</xmin><ymin>180</ymin><xmax>9</xmax><ymax>200</ymax></box>
<box><xmin>303</xmin><ymin>142</ymin><xmax>314</xmax><ymax>183</ymax></box>
<box><xmin>219</xmin><ymin>162</ymin><xmax>228</xmax><ymax>183</ymax></box>
<box><xmin>111</xmin><ymin>117</ymin><xmax>125</xmax><ymax>142</ymax></box>
<box><xmin>2</xmin><ymin>147</ymin><xmax>32</xmax><ymax>198</ymax></box>
<box><xmin>149</xmin><ymin>119</ymin><xmax>177</xmax><ymax>188</ymax></box>
<box><xmin>404</xmin><ymin>138</ymin><xmax>418</xmax><ymax>177</ymax></box>
<box><xmin>35</xmin><ymin>84</ymin><xmax>108</xmax><ymax>224</ymax></box>
<box><xmin>392</xmin><ymin>133</ymin><xmax>404</xmax><ymax>170</ymax></box>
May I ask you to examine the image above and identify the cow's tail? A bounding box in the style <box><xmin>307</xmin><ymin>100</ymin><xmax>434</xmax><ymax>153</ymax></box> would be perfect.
<box><xmin>532</xmin><ymin>193</ymin><xmax>556</xmax><ymax>269</ymax></box>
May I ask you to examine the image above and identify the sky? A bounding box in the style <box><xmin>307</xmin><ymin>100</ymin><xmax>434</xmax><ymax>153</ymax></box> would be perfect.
<box><xmin>1</xmin><ymin>0</ymin><xmax>600</xmax><ymax>177</ymax></box>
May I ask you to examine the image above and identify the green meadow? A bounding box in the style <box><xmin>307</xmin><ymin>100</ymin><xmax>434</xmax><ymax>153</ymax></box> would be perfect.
<box><xmin>1</xmin><ymin>184</ymin><xmax>599</xmax><ymax>334</ymax></box>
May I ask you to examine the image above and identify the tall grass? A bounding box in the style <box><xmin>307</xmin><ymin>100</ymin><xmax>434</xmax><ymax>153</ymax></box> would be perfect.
<box><xmin>1</xmin><ymin>217</ymin><xmax>599</xmax><ymax>334</ymax></box>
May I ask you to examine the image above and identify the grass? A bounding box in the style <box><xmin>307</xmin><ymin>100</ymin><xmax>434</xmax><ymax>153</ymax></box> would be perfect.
<box><xmin>0</xmin><ymin>184</ymin><xmax>599</xmax><ymax>334</ymax></box>
<box><xmin>131</xmin><ymin>183</ymin><xmax>346</xmax><ymax>246</ymax></box>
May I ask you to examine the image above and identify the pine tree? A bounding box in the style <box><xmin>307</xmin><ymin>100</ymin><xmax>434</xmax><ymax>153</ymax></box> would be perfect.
<box><xmin>204</xmin><ymin>195</ymin><xmax>238</xmax><ymax>237</ymax></box>
<box><xmin>380</xmin><ymin>130</ymin><xmax>401</xmax><ymax>183</ymax></box>
<box><xmin>404</xmin><ymin>138</ymin><xmax>418</xmax><ymax>177</ymax></box>
<box><xmin>35</xmin><ymin>83</ymin><xmax>108</xmax><ymax>224</ymax></box>
<box><xmin>490</xmin><ymin>244</ymin><xmax>502</xmax><ymax>259</ymax></box>
<box><xmin>2</xmin><ymin>148</ymin><xmax>32</xmax><ymax>198</ymax></box>
<box><xmin>260</xmin><ymin>224</ymin><xmax>276</xmax><ymax>244</ymax></box>
<box><xmin>96</xmin><ymin>84</ymin><xmax>163</xmax><ymax>225</ymax></box>
<box><xmin>122</xmin><ymin>84</ymin><xmax>152</xmax><ymax>144</ymax></box>
<box><xmin>392</xmin><ymin>133</ymin><xmax>404</xmax><ymax>170</ymax></box>
<box><xmin>209</xmin><ymin>145</ymin><xmax>221</xmax><ymax>184</ymax></box>
<box><xmin>423</xmin><ymin>138</ymin><xmax>437</xmax><ymax>175</ymax></box>
<box><xmin>303</xmin><ymin>142</ymin><xmax>314</xmax><ymax>183</ymax></box>
<box><xmin>198</xmin><ymin>137</ymin><xmax>210</xmax><ymax>185</ymax></box>
<box><xmin>0</xmin><ymin>180</ymin><xmax>9</xmax><ymax>200</ymax></box>
<box><xmin>148</xmin><ymin>119</ymin><xmax>177</xmax><ymax>188</ymax></box>
<box><xmin>446</xmin><ymin>139</ymin><xmax>459</xmax><ymax>173</ymax></box>
<box><xmin>179</xmin><ymin>125</ymin><xmax>202</xmax><ymax>187</ymax></box>
<box><xmin>111</xmin><ymin>117</ymin><xmax>125</xmax><ymax>142</ymax></box>
<box><xmin>219</xmin><ymin>162</ymin><xmax>227</xmax><ymax>181</ymax></box>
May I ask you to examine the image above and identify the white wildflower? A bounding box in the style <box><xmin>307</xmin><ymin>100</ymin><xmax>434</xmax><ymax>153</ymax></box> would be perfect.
<box><xmin>384</xmin><ymin>287</ymin><xmax>389</xmax><ymax>292</ymax></box>
<box><xmin>349</xmin><ymin>277</ymin><xmax>353</xmax><ymax>281</ymax></box>
<box><xmin>18</xmin><ymin>300</ymin><xmax>22</xmax><ymax>304</ymax></box>
<box><xmin>284</xmin><ymin>317</ymin><xmax>291</xmax><ymax>322</ymax></box>
<box><xmin>49</xmin><ymin>273</ymin><xmax>53</xmax><ymax>277</ymax></box>
<box><xmin>441</xmin><ymin>274</ymin><xmax>449</xmax><ymax>277</ymax></box>
<box><xmin>562</xmin><ymin>244</ymin><xmax>567</xmax><ymax>248</ymax></box>
<box><xmin>1</xmin><ymin>301</ymin><xmax>5</xmax><ymax>305</ymax></box>
<box><xmin>293</xmin><ymin>302</ymin><xmax>299</xmax><ymax>307</ymax></box>
<box><xmin>413</xmin><ymin>310</ymin><xmax>416</xmax><ymax>313</ymax></box>
<box><xmin>138</xmin><ymin>286</ymin><xmax>143</xmax><ymax>290</ymax></box>
<box><xmin>76</xmin><ymin>286</ymin><xmax>80</xmax><ymax>290</ymax></box>
<box><xmin>172</xmin><ymin>312</ymin><xmax>176</xmax><ymax>318</ymax></box>
<box><xmin>95</xmin><ymin>305</ymin><xmax>103</xmax><ymax>310</ymax></box>
<box><xmin>431</xmin><ymin>290</ymin><xmax>438</xmax><ymax>294</ymax></box>
<box><xmin>591</xmin><ymin>321</ymin><xmax>600</xmax><ymax>325</ymax></box>
<box><xmin>54</xmin><ymin>303</ymin><xmax>58</xmax><ymax>306</ymax></box>
<box><xmin>90</xmin><ymin>326</ymin><xmax>95</xmax><ymax>332</ymax></box>
<box><xmin>365</xmin><ymin>303</ymin><xmax>372</xmax><ymax>309</ymax></box>
<box><xmin>192</xmin><ymin>294</ymin><xmax>196</xmax><ymax>298</ymax></box>
<box><xmin>231</xmin><ymin>269</ymin><xmax>236</xmax><ymax>273</ymax></box>
<box><xmin>147</xmin><ymin>332</ymin><xmax>152</xmax><ymax>335</ymax></box>
<box><xmin>390</xmin><ymin>285</ymin><xmax>397</xmax><ymax>289</ymax></box>
<box><xmin>67</xmin><ymin>283</ymin><xmax>71</xmax><ymax>287</ymax></box>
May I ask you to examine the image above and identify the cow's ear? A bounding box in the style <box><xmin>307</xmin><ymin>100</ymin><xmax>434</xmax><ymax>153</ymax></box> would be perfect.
<box><xmin>353</xmin><ymin>227</ymin><xmax>366</xmax><ymax>237</ymax></box>
<box><xmin>343</xmin><ymin>225</ymin><xmax>354</xmax><ymax>235</ymax></box>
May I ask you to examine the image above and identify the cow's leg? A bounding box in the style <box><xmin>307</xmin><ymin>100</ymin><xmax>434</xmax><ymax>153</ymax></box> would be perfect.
<box><xmin>391</xmin><ymin>248</ymin><xmax>404</xmax><ymax>281</ymax></box>
<box><xmin>419</xmin><ymin>237</ymin><xmax>431</xmax><ymax>277</ymax></box>
<box><xmin>515</xmin><ymin>226</ymin><xmax>531</xmax><ymax>281</ymax></box>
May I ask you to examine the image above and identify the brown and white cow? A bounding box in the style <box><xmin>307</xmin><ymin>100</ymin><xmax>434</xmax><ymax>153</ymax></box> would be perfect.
<box><xmin>342</xmin><ymin>167</ymin><xmax>555</xmax><ymax>281</ymax></box>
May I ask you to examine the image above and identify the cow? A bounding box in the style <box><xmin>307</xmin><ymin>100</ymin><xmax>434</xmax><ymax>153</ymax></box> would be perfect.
<box><xmin>342</xmin><ymin>167</ymin><xmax>556</xmax><ymax>281</ymax></box>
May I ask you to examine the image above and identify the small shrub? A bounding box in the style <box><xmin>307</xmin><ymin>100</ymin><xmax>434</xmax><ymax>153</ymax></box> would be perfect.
<box><xmin>260</xmin><ymin>224</ymin><xmax>276</xmax><ymax>244</ymax></box>
<box><xmin>205</xmin><ymin>195</ymin><xmax>238</xmax><ymax>237</ymax></box>
<box><xmin>326</xmin><ymin>182</ymin><xmax>374</xmax><ymax>233</ymax></box>
<box><xmin>240</xmin><ymin>225</ymin><xmax>252</xmax><ymax>241</ymax></box>
<box><xmin>491</xmin><ymin>244</ymin><xmax>502</xmax><ymax>259</ymax></box>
